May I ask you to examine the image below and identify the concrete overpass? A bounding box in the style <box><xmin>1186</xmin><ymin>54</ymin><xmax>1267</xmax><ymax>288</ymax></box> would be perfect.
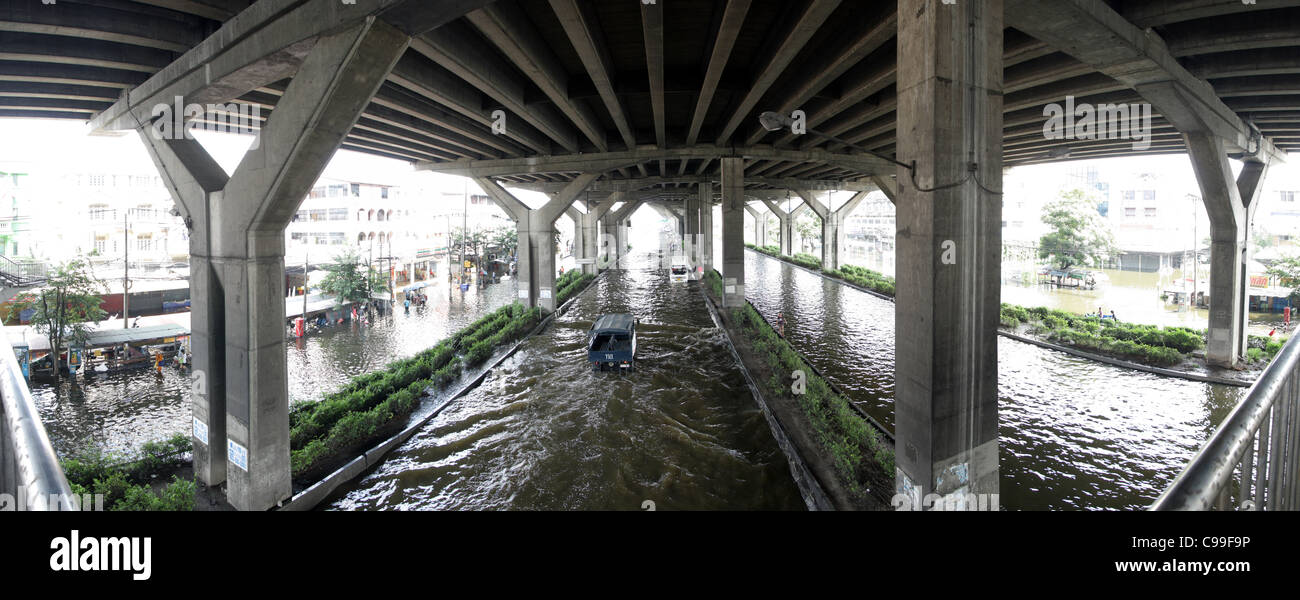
<box><xmin>3</xmin><ymin>0</ymin><xmax>1299</xmax><ymax>509</ymax></box>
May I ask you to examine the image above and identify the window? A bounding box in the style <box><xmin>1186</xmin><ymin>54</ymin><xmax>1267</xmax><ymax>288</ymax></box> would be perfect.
<box><xmin>351</xmin><ymin>183</ymin><xmax>361</xmax><ymax>197</ymax></box>
<box><xmin>89</xmin><ymin>204</ymin><xmax>112</xmax><ymax>221</ymax></box>
<box><xmin>329</xmin><ymin>208</ymin><xmax>347</xmax><ymax>221</ymax></box>
<box><xmin>1144</xmin><ymin>207</ymin><xmax>1157</xmax><ymax>218</ymax></box>
<box><xmin>1143</xmin><ymin>190</ymin><xmax>1156</xmax><ymax>202</ymax></box>
<box><xmin>1283</xmin><ymin>191</ymin><xmax>1297</xmax><ymax>203</ymax></box>
<box><xmin>1124</xmin><ymin>207</ymin><xmax>1136</xmax><ymax>217</ymax></box>
<box><xmin>136</xmin><ymin>234</ymin><xmax>152</xmax><ymax>252</ymax></box>
<box><xmin>89</xmin><ymin>175</ymin><xmax>105</xmax><ymax>187</ymax></box>
<box><xmin>1122</xmin><ymin>191</ymin><xmax>1135</xmax><ymax>202</ymax></box>
<box><xmin>309</xmin><ymin>209</ymin><xmax>327</xmax><ymax>222</ymax></box>
<box><xmin>94</xmin><ymin>235</ymin><xmax>107</xmax><ymax>254</ymax></box>
<box><xmin>381</xmin><ymin>187</ymin><xmax>388</xmax><ymax>199</ymax></box>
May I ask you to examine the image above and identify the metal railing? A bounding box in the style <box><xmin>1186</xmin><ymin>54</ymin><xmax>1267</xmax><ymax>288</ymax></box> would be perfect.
<box><xmin>0</xmin><ymin>255</ymin><xmax>47</xmax><ymax>287</ymax></box>
<box><xmin>1153</xmin><ymin>336</ymin><xmax>1300</xmax><ymax>510</ymax></box>
<box><xmin>1</xmin><ymin>345</ymin><xmax>79</xmax><ymax>510</ymax></box>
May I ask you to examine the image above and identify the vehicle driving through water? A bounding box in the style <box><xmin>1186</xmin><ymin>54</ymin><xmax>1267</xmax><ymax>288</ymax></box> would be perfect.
<box><xmin>669</xmin><ymin>256</ymin><xmax>690</xmax><ymax>283</ymax></box>
<box><xmin>587</xmin><ymin>313</ymin><xmax>637</xmax><ymax>371</ymax></box>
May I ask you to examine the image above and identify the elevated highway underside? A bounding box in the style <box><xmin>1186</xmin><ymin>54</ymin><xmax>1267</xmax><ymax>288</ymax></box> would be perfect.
<box><xmin>3</xmin><ymin>0</ymin><xmax>1298</xmax><ymax>510</ymax></box>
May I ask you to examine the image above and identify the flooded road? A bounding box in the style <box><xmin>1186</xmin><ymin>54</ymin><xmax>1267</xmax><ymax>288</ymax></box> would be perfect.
<box><xmin>31</xmin><ymin>276</ymin><xmax>520</xmax><ymax>457</ymax></box>
<box><xmin>743</xmin><ymin>250</ymin><xmax>1245</xmax><ymax>510</ymax></box>
<box><xmin>326</xmin><ymin>252</ymin><xmax>804</xmax><ymax>510</ymax></box>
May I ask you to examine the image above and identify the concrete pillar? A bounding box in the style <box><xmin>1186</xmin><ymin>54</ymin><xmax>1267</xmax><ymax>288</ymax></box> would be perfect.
<box><xmin>598</xmin><ymin>196</ymin><xmax>642</xmax><ymax>270</ymax></box>
<box><xmin>819</xmin><ymin>191</ymin><xmax>869</xmax><ymax>272</ymax></box>
<box><xmin>760</xmin><ymin>199</ymin><xmax>794</xmax><ymax>255</ymax></box>
<box><xmin>476</xmin><ymin>174</ymin><xmax>597</xmax><ymax>311</ymax></box>
<box><xmin>138</xmin><ymin>17</ymin><xmax>410</xmax><ymax>510</ymax></box>
<box><xmin>684</xmin><ymin>193</ymin><xmax>701</xmax><ymax>267</ymax></box>
<box><xmin>566</xmin><ymin>206</ymin><xmax>583</xmax><ymax>272</ymax></box>
<box><xmin>744</xmin><ymin>205</ymin><xmax>767</xmax><ymax>247</ymax></box>
<box><xmin>720</xmin><ymin>157</ymin><xmax>745</xmax><ymax>306</ymax></box>
<box><xmin>894</xmin><ymin>0</ymin><xmax>1002</xmax><ymax>507</ymax></box>
<box><xmin>577</xmin><ymin>199</ymin><xmax>611</xmax><ymax>275</ymax></box>
<box><xmin>699</xmin><ymin>183</ymin><xmax>714</xmax><ymax>272</ymax></box>
<box><xmin>1186</xmin><ymin>133</ymin><xmax>1271</xmax><ymax>367</ymax></box>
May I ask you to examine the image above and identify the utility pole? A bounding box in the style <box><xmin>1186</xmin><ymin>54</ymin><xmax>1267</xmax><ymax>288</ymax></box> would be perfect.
<box><xmin>122</xmin><ymin>210</ymin><xmax>130</xmax><ymax>329</ymax></box>
<box><xmin>462</xmin><ymin>179</ymin><xmax>469</xmax><ymax>285</ymax></box>
<box><xmin>302</xmin><ymin>250</ymin><xmax>308</xmax><ymax>321</ymax></box>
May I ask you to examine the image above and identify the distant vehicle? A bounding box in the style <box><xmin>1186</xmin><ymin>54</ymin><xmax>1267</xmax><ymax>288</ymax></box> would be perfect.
<box><xmin>669</xmin><ymin>256</ymin><xmax>690</xmax><ymax>283</ymax></box>
<box><xmin>588</xmin><ymin>313</ymin><xmax>638</xmax><ymax>372</ymax></box>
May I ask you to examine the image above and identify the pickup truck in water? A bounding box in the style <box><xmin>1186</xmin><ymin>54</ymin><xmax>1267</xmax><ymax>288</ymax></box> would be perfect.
<box><xmin>588</xmin><ymin>313</ymin><xmax>637</xmax><ymax>372</ymax></box>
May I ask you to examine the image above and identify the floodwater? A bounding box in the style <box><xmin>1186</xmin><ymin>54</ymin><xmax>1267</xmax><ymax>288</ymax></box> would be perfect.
<box><xmin>30</xmin><ymin>275</ymin><xmax>521</xmax><ymax>458</ymax></box>
<box><xmin>742</xmin><ymin>250</ymin><xmax>1245</xmax><ymax>510</ymax></box>
<box><xmin>325</xmin><ymin>251</ymin><xmax>804</xmax><ymax>510</ymax></box>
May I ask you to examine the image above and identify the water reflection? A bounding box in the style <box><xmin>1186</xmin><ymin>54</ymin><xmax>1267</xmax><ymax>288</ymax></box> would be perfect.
<box><xmin>326</xmin><ymin>252</ymin><xmax>803</xmax><ymax>510</ymax></box>
<box><xmin>743</xmin><ymin>250</ymin><xmax>1245</xmax><ymax>510</ymax></box>
<box><xmin>31</xmin><ymin>277</ymin><xmax>521</xmax><ymax>457</ymax></box>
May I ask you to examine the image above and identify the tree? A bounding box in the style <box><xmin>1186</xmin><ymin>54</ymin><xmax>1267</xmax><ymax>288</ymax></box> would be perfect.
<box><xmin>14</xmin><ymin>259</ymin><xmax>107</xmax><ymax>380</ymax></box>
<box><xmin>450</xmin><ymin>227</ymin><xmax>489</xmax><ymax>258</ymax></box>
<box><xmin>486</xmin><ymin>225</ymin><xmax>517</xmax><ymax>258</ymax></box>
<box><xmin>1267</xmin><ymin>255</ymin><xmax>1300</xmax><ymax>303</ymax></box>
<box><xmin>319</xmin><ymin>248</ymin><xmax>386</xmax><ymax>307</ymax></box>
<box><xmin>1038</xmin><ymin>188</ymin><xmax>1115</xmax><ymax>271</ymax></box>
<box><xmin>795</xmin><ymin>212</ymin><xmax>820</xmax><ymax>254</ymax></box>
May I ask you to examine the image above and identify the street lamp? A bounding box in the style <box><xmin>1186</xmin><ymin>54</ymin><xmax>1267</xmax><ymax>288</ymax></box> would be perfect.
<box><xmin>757</xmin><ymin>111</ymin><xmax>912</xmax><ymax>170</ymax></box>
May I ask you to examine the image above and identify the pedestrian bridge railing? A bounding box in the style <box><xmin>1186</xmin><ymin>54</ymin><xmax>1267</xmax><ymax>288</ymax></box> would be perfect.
<box><xmin>1</xmin><ymin>345</ymin><xmax>78</xmax><ymax>510</ymax></box>
<box><xmin>1153</xmin><ymin>336</ymin><xmax>1300</xmax><ymax>510</ymax></box>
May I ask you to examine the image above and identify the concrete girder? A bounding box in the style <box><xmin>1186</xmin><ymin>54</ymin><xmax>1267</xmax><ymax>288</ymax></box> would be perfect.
<box><xmin>132</xmin><ymin>0</ymin><xmax>240</xmax><ymax>22</ymax></box>
<box><xmin>685</xmin><ymin>0</ymin><xmax>752</xmax><ymax>147</ymax></box>
<box><xmin>0</xmin><ymin>0</ymin><xmax>202</xmax><ymax>53</ymax></box>
<box><xmin>0</xmin><ymin>30</ymin><xmax>171</xmax><ymax>73</ymax></box>
<box><xmin>373</xmin><ymin>78</ymin><xmax>525</xmax><ymax>156</ymax></box>
<box><xmin>136</xmin><ymin>17</ymin><xmax>409</xmax><ymax>511</ymax></box>
<box><xmin>743</xmin><ymin>10</ymin><xmax>896</xmax><ymax>146</ymax></box>
<box><xmin>92</xmin><ymin>0</ymin><xmax>472</xmax><ymax>132</ymax></box>
<box><xmin>1188</xmin><ymin>47</ymin><xmax>1300</xmax><ymax>80</ymax></box>
<box><xmin>641</xmin><ymin>0</ymin><xmax>666</xmax><ymax>154</ymax></box>
<box><xmin>1120</xmin><ymin>0</ymin><xmax>1300</xmax><ymax>28</ymax></box>
<box><xmin>549</xmin><ymin>0</ymin><xmax>637</xmax><ymax>151</ymax></box>
<box><xmin>466</xmin><ymin>3</ymin><xmax>608</xmax><ymax>152</ymax></box>
<box><xmin>714</xmin><ymin>0</ymin><xmax>842</xmax><ymax>145</ymax></box>
<box><xmin>415</xmin><ymin>146</ymin><xmax>898</xmax><ymax>178</ymax></box>
<box><xmin>0</xmin><ymin>61</ymin><xmax>147</xmax><ymax>90</ymax></box>
<box><xmin>1165</xmin><ymin>14</ymin><xmax>1300</xmax><ymax>58</ymax></box>
<box><xmin>412</xmin><ymin>22</ymin><xmax>579</xmax><ymax>153</ymax></box>
<box><xmin>1005</xmin><ymin>0</ymin><xmax>1285</xmax><ymax>161</ymax></box>
<box><xmin>386</xmin><ymin>55</ymin><xmax>539</xmax><ymax>155</ymax></box>
<box><xmin>507</xmin><ymin>176</ymin><xmax>877</xmax><ymax>194</ymax></box>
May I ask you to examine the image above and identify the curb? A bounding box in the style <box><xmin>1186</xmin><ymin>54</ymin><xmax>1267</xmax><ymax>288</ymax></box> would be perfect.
<box><xmin>280</xmin><ymin>272</ymin><xmax>606</xmax><ymax>511</ymax></box>
<box><xmin>701</xmin><ymin>286</ymin><xmax>835</xmax><ymax>511</ymax></box>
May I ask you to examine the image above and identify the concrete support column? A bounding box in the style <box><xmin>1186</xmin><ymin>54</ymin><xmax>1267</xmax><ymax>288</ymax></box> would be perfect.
<box><xmin>578</xmin><ymin>200</ymin><xmax>611</xmax><ymax>275</ymax></box>
<box><xmin>700</xmin><ymin>182</ymin><xmax>714</xmax><ymax>272</ymax></box>
<box><xmin>684</xmin><ymin>193</ymin><xmax>701</xmax><ymax>267</ymax></box>
<box><xmin>1185</xmin><ymin>132</ymin><xmax>1271</xmax><ymax>367</ymax></box>
<box><xmin>720</xmin><ymin>157</ymin><xmax>745</xmax><ymax>306</ymax></box>
<box><xmin>477</xmin><ymin>174</ymin><xmax>598</xmax><ymax>311</ymax></box>
<box><xmin>745</xmin><ymin>205</ymin><xmax>767</xmax><ymax>247</ymax></box>
<box><xmin>760</xmin><ymin>199</ymin><xmax>794</xmax><ymax>255</ymax></box>
<box><xmin>600</xmin><ymin>213</ymin><xmax>621</xmax><ymax>269</ymax></box>
<box><xmin>894</xmin><ymin>0</ymin><xmax>1002</xmax><ymax>507</ymax></box>
<box><xmin>136</xmin><ymin>17</ymin><xmax>409</xmax><ymax>510</ymax></box>
<box><xmin>566</xmin><ymin>206</ymin><xmax>584</xmax><ymax>272</ymax></box>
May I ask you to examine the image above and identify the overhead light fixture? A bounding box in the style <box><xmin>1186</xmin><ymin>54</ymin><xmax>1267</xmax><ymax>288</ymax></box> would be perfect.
<box><xmin>758</xmin><ymin>111</ymin><xmax>792</xmax><ymax>132</ymax></box>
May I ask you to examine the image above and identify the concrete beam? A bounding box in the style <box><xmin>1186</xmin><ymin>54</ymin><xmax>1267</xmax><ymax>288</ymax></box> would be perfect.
<box><xmin>1005</xmin><ymin>0</ymin><xmax>1284</xmax><ymax>161</ymax></box>
<box><xmin>549</xmin><ymin>0</ymin><xmax>637</xmax><ymax>150</ymax></box>
<box><xmin>641</xmin><ymin>0</ymin><xmax>666</xmax><ymax>152</ymax></box>
<box><xmin>714</xmin><ymin>0</ymin><xmax>842</xmax><ymax>145</ymax></box>
<box><xmin>416</xmin><ymin>146</ymin><xmax>898</xmax><ymax>178</ymax></box>
<box><xmin>413</xmin><ymin>22</ymin><xmax>579</xmax><ymax>153</ymax></box>
<box><xmin>744</xmin><ymin>10</ymin><xmax>896</xmax><ymax>146</ymax></box>
<box><xmin>1121</xmin><ymin>0</ymin><xmax>1300</xmax><ymax>28</ymax></box>
<box><xmin>467</xmin><ymin>3</ymin><xmax>608</xmax><ymax>152</ymax></box>
<box><xmin>507</xmin><ymin>176</ymin><xmax>877</xmax><ymax>194</ymax></box>
<box><xmin>720</xmin><ymin>158</ymin><xmax>746</xmax><ymax>306</ymax></box>
<box><xmin>685</xmin><ymin>0</ymin><xmax>751</xmax><ymax>147</ymax></box>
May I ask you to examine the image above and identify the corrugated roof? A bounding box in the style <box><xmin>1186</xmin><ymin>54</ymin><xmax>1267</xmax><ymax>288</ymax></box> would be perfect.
<box><xmin>85</xmin><ymin>324</ymin><xmax>188</xmax><ymax>347</ymax></box>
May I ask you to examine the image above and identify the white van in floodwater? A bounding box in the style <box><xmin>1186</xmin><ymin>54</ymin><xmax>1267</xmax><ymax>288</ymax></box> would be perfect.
<box><xmin>669</xmin><ymin>256</ymin><xmax>691</xmax><ymax>283</ymax></box>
